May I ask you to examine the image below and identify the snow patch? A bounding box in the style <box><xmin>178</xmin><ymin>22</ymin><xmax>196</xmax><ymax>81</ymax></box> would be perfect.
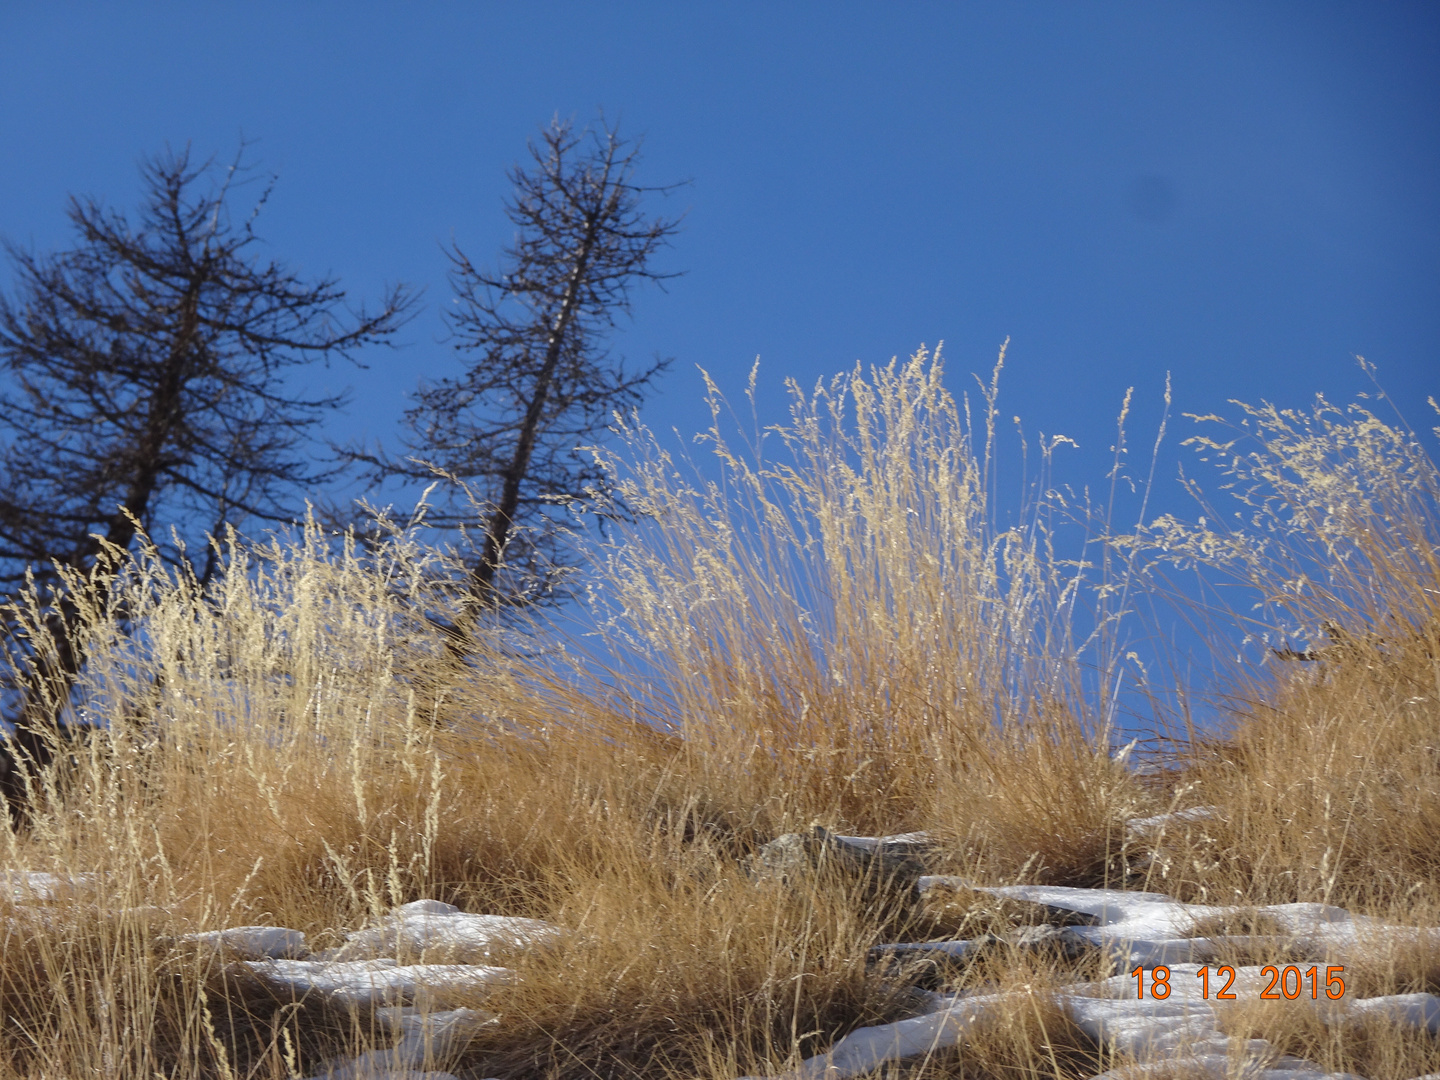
<box><xmin>1124</xmin><ymin>806</ymin><xmax>1219</xmax><ymax>837</ymax></box>
<box><xmin>243</xmin><ymin>957</ymin><xmax>514</xmax><ymax>1008</ymax></box>
<box><xmin>752</xmin><ymin>822</ymin><xmax>1440</xmax><ymax>1080</ymax></box>
<box><xmin>320</xmin><ymin>899</ymin><xmax>562</xmax><ymax>963</ymax></box>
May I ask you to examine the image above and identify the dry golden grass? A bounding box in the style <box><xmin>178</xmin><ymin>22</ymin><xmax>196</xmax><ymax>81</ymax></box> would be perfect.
<box><xmin>0</xmin><ymin>351</ymin><xmax>1435</xmax><ymax>1079</ymax></box>
<box><xmin>840</xmin><ymin>969</ymin><xmax>1111</xmax><ymax>1080</ymax></box>
<box><xmin>1212</xmin><ymin>994</ymin><xmax>1440</xmax><ymax>1080</ymax></box>
<box><xmin>1120</xmin><ymin>387</ymin><xmax>1440</xmax><ymax>915</ymax></box>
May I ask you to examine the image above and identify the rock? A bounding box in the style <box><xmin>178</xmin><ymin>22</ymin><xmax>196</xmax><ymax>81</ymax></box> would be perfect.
<box><xmin>320</xmin><ymin>899</ymin><xmax>563</xmax><ymax>964</ymax></box>
<box><xmin>242</xmin><ymin>957</ymin><xmax>514</xmax><ymax>1009</ymax></box>
<box><xmin>813</xmin><ymin>827</ymin><xmax>928</xmax><ymax>890</ymax></box>
<box><xmin>1006</xmin><ymin>923</ymin><xmax>1094</xmax><ymax>960</ymax></box>
<box><xmin>830</xmin><ymin>831</ymin><xmax>933</xmax><ymax>854</ymax></box>
<box><xmin>181</xmin><ymin>926</ymin><xmax>309</xmax><ymax>960</ymax></box>
<box><xmin>747</xmin><ymin>827</ymin><xmax>928</xmax><ymax>896</ymax></box>
<box><xmin>745</xmin><ymin>833</ymin><xmax>809</xmax><ymax>886</ymax></box>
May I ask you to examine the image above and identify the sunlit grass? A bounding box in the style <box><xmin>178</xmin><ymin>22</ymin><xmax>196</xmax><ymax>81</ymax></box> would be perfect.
<box><xmin>0</xmin><ymin>349</ymin><xmax>1435</xmax><ymax>1078</ymax></box>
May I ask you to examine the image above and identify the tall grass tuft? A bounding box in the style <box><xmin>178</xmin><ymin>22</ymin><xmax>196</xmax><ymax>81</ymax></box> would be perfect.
<box><xmin>577</xmin><ymin>348</ymin><xmax>1133</xmax><ymax>872</ymax></box>
<box><xmin>1121</xmin><ymin>384</ymin><xmax>1440</xmax><ymax>910</ymax></box>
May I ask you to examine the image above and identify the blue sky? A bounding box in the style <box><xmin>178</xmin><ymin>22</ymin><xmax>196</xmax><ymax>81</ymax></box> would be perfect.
<box><xmin>2</xmin><ymin>3</ymin><xmax>1438</xmax><ymax>724</ymax></box>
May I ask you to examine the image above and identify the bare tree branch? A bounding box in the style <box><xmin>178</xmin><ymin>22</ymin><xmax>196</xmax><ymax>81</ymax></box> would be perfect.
<box><xmin>343</xmin><ymin>115</ymin><xmax>683</xmax><ymax>628</ymax></box>
<box><xmin>0</xmin><ymin>144</ymin><xmax>417</xmax><ymax>798</ymax></box>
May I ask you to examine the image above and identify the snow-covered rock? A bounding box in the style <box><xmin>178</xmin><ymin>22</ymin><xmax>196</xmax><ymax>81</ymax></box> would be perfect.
<box><xmin>243</xmin><ymin>957</ymin><xmax>514</xmax><ymax>1008</ymax></box>
<box><xmin>181</xmin><ymin>926</ymin><xmax>309</xmax><ymax>959</ymax></box>
<box><xmin>320</xmin><ymin>900</ymin><xmax>563</xmax><ymax>964</ymax></box>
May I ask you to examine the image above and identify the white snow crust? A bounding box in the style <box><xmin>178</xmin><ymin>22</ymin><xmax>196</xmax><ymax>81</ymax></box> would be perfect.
<box><xmin>320</xmin><ymin>899</ymin><xmax>563</xmax><ymax>962</ymax></box>
<box><xmin>20</xmin><ymin>812</ymin><xmax>1440</xmax><ymax>1080</ymax></box>
<box><xmin>243</xmin><ymin>957</ymin><xmax>515</xmax><ymax>1008</ymax></box>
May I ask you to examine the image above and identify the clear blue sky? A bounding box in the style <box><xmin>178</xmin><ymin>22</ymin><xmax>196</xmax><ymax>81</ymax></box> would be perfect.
<box><xmin>2</xmin><ymin>3</ymin><xmax>1437</xmax><ymax>719</ymax></box>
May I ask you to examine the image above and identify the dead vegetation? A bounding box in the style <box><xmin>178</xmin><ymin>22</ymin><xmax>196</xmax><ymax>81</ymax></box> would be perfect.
<box><xmin>0</xmin><ymin>350</ymin><xmax>1436</xmax><ymax>1078</ymax></box>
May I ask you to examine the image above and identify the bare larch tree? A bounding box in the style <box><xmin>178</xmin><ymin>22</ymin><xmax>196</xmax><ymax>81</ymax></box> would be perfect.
<box><xmin>0</xmin><ymin>146</ymin><xmax>413</xmax><ymax>800</ymax></box>
<box><xmin>350</xmin><ymin>116</ymin><xmax>682</xmax><ymax>630</ymax></box>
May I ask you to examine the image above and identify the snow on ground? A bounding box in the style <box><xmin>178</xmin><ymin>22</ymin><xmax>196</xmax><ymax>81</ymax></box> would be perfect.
<box><xmin>747</xmin><ymin>953</ymin><xmax>1428</xmax><ymax>1080</ymax></box>
<box><xmin>744</xmin><ymin>814</ymin><xmax>1440</xmax><ymax>1080</ymax></box>
<box><xmin>736</xmin><ymin>983</ymin><xmax>1376</xmax><ymax>1080</ymax></box>
<box><xmin>0</xmin><ymin>879</ymin><xmax>554</xmax><ymax>1078</ymax></box>
<box><xmin>9</xmin><ymin>811</ymin><xmax>1440</xmax><ymax>1080</ymax></box>
<box><xmin>1124</xmin><ymin>806</ymin><xmax>1219</xmax><ymax>837</ymax></box>
<box><xmin>912</xmin><ymin>879</ymin><xmax>1440</xmax><ymax>972</ymax></box>
<box><xmin>736</xmin><ymin>993</ymin><xmax>1011</xmax><ymax>1080</ymax></box>
<box><xmin>227</xmin><ymin>903</ymin><xmax>563</xmax><ymax>1076</ymax></box>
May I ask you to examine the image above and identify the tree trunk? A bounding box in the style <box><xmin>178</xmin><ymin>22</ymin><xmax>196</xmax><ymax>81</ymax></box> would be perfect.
<box><xmin>467</xmin><ymin>217</ymin><xmax>599</xmax><ymax>613</ymax></box>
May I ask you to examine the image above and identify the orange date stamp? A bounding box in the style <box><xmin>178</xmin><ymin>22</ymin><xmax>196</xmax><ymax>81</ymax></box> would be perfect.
<box><xmin>1131</xmin><ymin>965</ymin><xmax>1347</xmax><ymax>1000</ymax></box>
